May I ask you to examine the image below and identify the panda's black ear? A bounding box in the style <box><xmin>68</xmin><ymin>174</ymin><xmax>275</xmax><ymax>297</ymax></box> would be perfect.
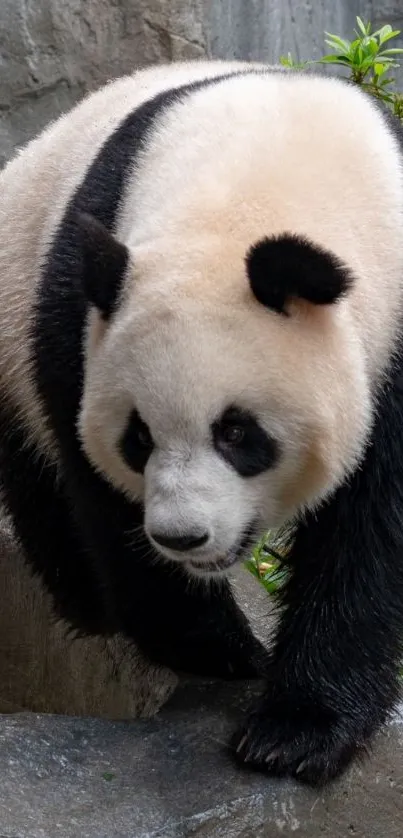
<box><xmin>75</xmin><ymin>212</ymin><xmax>129</xmax><ymax>319</ymax></box>
<box><xmin>246</xmin><ymin>234</ymin><xmax>353</xmax><ymax>315</ymax></box>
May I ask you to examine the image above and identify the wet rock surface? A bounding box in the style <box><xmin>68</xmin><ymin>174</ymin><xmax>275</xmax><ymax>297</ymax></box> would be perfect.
<box><xmin>0</xmin><ymin>679</ymin><xmax>402</xmax><ymax>837</ymax></box>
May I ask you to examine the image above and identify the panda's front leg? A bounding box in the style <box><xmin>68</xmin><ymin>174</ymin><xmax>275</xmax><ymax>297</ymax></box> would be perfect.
<box><xmin>232</xmin><ymin>512</ymin><xmax>403</xmax><ymax>784</ymax></box>
<box><xmin>112</xmin><ymin>552</ymin><xmax>270</xmax><ymax>681</ymax></box>
<box><xmin>130</xmin><ymin>572</ymin><xmax>270</xmax><ymax>680</ymax></box>
<box><xmin>232</xmin><ymin>376</ymin><xmax>403</xmax><ymax>786</ymax></box>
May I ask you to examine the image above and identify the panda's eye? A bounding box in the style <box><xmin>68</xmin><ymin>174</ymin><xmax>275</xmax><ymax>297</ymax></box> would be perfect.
<box><xmin>137</xmin><ymin>426</ymin><xmax>153</xmax><ymax>449</ymax></box>
<box><xmin>212</xmin><ymin>406</ymin><xmax>279</xmax><ymax>478</ymax></box>
<box><xmin>221</xmin><ymin>424</ymin><xmax>245</xmax><ymax>446</ymax></box>
<box><xmin>119</xmin><ymin>409</ymin><xmax>154</xmax><ymax>473</ymax></box>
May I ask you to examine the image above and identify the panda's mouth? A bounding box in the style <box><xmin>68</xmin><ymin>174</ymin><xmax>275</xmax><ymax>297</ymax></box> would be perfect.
<box><xmin>188</xmin><ymin>524</ymin><xmax>255</xmax><ymax>575</ymax></box>
<box><xmin>188</xmin><ymin>551</ymin><xmax>238</xmax><ymax>574</ymax></box>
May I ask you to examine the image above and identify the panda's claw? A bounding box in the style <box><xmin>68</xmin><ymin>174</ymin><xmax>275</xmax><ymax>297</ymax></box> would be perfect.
<box><xmin>231</xmin><ymin>698</ymin><xmax>369</xmax><ymax>787</ymax></box>
<box><xmin>236</xmin><ymin>734</ymin><xmax>248</xmax><ymax>753</ymax></box>
<box><xmin>264</xmin><ymin>747</ymin><xmax>283</xmax><ymax>764</ymax></box>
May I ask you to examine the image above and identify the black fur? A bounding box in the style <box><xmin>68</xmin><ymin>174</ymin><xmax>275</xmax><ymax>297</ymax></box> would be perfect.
<box><xmin>7</xmin><ymin>74</ymin><xmax>268</xmax><ymax>680</ymax></box>
<box><xmin>0</xmin><ymin>406</ymin><xmax>107</xmax><ymax>634</ymax></box>
<box><xmin>246</xmin><ymin>234</ymin><xmax>353</xmax><ymax>315</ymax></box>
<box><xmin>232</xmin><ymin>337</ymin><xmax>403</xmax><ymax>784</ymax></box>
<box><xmin>119</xmin><ymin>408</ymin><xmax>154</xmax><ymax>474</ymax></box>
<box><xmin>76</xmin><ymin>212</ymin><xmax>129</xmax><ymax>318</ymax></box>
<box><xmin>212</xmin><ymin>405</ymin><xmax>279</xmax><ymax>477</ymax></box>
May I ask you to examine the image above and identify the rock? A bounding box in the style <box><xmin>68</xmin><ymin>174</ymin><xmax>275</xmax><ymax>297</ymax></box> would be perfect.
<box><xmin>0</xmin><ymin>509</ymin><xmax>271</xmax><ymax>720</ymax></box>
<box><xmin>0</xmin><ymin>514</ymin><xmax>177</xmax><ymax>719</ymax></box>
<box><xmin>0</xmin><ymin>680</ymin><xmax>402</xmax><ymax>837</ymax></box>
<box><xmin>0</xmin><ymin>0</ymin><xmax>208</xmax><ymax>167</ymax></box>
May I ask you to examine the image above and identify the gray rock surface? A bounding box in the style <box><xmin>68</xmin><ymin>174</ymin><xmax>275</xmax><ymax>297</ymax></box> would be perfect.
<box><xmin>0</xmin><ymin>680</ymin><xmax>402</xmax><ymax>837</ymax></box>
<box><xmin>1</xmin><ymin>1</ymin><xmax>403</xmax><ymax>167</ymax></box>
<box><xmin>0</xmin><ymin>514</ymin><xmax>178</xmax><ymax>719</ymax></box>
<box><xmin>0</xmin><ymin>509</ymin><xmax>270</xmax><ymax>719</ymax></box>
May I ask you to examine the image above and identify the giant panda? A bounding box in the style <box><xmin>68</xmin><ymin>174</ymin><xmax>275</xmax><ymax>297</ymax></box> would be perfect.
<box><xmin>1</xmin><ymin>57</ymin><xmax>403</xmax><ymax>788</ymax></box>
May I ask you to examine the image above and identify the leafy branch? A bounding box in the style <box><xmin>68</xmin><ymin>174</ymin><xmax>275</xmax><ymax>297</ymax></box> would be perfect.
<box><xmin>279</xmin><ymin>17</ymin><xmax>403</xmax><ymax>121</ymax></box>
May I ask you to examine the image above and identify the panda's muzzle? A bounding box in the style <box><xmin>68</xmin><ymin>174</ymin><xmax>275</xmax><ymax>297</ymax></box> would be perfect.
<box><xmin>188</xmin><ymin>523</ymin><xmax>256</xmax><ymax>575</ymax></box>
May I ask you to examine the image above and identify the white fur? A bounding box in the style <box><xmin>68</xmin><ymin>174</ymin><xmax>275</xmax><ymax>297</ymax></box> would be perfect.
<box><xmin>1</xmin><ymin>61</ymin><xmax>403</xmax><ymax>577</ymax></box>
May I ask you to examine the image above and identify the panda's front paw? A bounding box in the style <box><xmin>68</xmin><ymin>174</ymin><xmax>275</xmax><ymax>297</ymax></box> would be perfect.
<box><xmin>215</xmin><ymin>633</ymin><xmax>270</xmax><ymax>680</ymax></box>
<box><xmin>232</xmin><ymin>696</ymin><xmax>369</xmax><ymax>786</ymax></box>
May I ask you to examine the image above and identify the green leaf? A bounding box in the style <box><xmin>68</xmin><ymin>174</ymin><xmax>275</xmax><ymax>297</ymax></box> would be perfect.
<box><xmin>374</xmin><ymin>24</ymin><xmax>400</xmax><ymax>45</ymax></box>
<box><xmin>324</xmin><ymin>32</ymin><xmax>351</xmax><ymax>54</ymax></box>
<box><xmin>279</xmin><ymin>52</ymin><xmax>309</xmax><ymax>70</ymax></box>
<box><xmin>376</xmin><ymin>24</ymin><xmax>393</xmax><ymax>40</ymax></box>
<box><xmin>244</xmin><ymin>560</ymin><xmax>260</xmax><ymax>581</ymax></box>
<box><xmin>377</xmin><ymin>77</ymin><xmax>395</xmax><ymax>87</ymax></box>
<box><xmin>356</xmin><ymin>16</ymin><xmax>370</xmax><ymax>37</ymax></box>
<box><xmin>377</xmin><ymin>90</ymin><xmax>395</xmax><ymax>103</ymax></box>
<box><xmin>373</xmin><ymin>62</ymin><xmax>385</xmax><ymax>77</ymax></box>
<box><xmin>359</xmin><ymin>56</ymin><xmax>379</xmax><ymax>74</ymax></box>
<box><xmin>354</xmin><ymin>43</ymin><xmax>364</xmax><ymax>65</ymax></box>
<box><xmin>318</xmin><ymin>54</ymin><xmax>352</xmax><ymax>65</ymax></box>
<box><xmin>379</xmin><ymin>47</ymin><xmax>403</xmax><ymax>55</ymax></box>
<box><xmin>375</xmin><ymin>57</ymin><xmax>400</xmax><ymax>67</ymax></box>
<box><xmin>366</xmin><ymin>37</ymin><xmax>380</xmax><ymax>56</ymax></box>
<box><xmin>378</xmin><ymin>29</ymin><xmax>401</xmax><ymax>44</ymax></box>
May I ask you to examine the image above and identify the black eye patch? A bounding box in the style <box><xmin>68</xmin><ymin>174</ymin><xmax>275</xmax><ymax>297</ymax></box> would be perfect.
<box><xmin>119</xmin><ymin>408</ymin><xmax>154</xmax><ymax>473</ymax></box>
<box><xmin>212</xmin><ymin>406</ymin><xmax>279</xmax><ymax>477</ymax></box>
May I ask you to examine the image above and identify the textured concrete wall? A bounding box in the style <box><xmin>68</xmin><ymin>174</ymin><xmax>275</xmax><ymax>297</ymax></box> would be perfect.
<box><xmin>1</xmin><ymin>1</ymin><xmax>403</xmax><ymax>167</ymax></box>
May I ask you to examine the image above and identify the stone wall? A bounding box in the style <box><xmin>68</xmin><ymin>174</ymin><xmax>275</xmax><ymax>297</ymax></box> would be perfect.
<box><xmin>0</xmin><ymin>0</ymin><xmax>402</xmax><ymax>167</ymax></box>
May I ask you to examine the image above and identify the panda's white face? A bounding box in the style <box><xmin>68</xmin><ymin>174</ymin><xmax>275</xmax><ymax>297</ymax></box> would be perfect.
<box><xmin>78</xmin><ymin>235</ymin><xmax>372</xmax><ymax>578</ymax></box>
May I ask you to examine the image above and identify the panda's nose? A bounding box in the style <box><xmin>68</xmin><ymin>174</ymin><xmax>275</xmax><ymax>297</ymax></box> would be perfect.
<box><xmin>150</xmin><ymin>530</ymin><xmax>209</xmax><ymax>552</ymax></box>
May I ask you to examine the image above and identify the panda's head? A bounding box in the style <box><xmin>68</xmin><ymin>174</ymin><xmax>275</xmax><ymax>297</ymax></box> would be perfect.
<box><xmin>77</xmin><ymin>213</ymin><xmax>371</xmax><ymax>577</ymax></box>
